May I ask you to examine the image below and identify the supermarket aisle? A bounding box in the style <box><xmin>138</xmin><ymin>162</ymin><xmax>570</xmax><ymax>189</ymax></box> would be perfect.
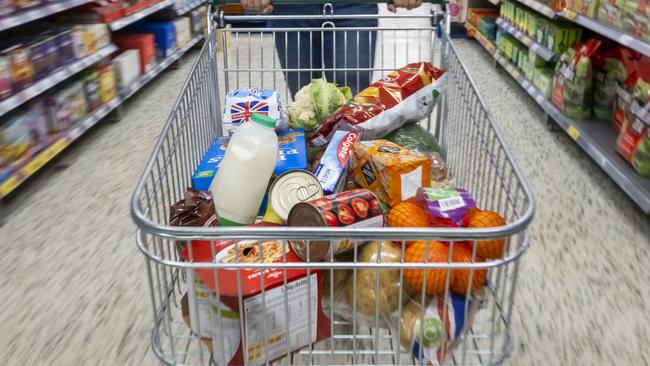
<box><xmin>0</xmin><ymin>9</ymin><xmax>649</xmax><ymax>366</ymax></box>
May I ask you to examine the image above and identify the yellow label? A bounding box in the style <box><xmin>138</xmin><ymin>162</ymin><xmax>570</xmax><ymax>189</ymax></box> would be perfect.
<box><xmin>511</xmin><ymin>69</ymin><xmax>521</xmax><ymax>78</ymax></box>
<box><xmin>0</xmin><ymin>175</ymin><xmax>20</xmax><ymax>197</ymax></box>
<box><xmin>522</xmin><ymin>37</ymin><xmax>530</xmax><ymax>46</ymax></box>
<box><xmin>564</xmin><ymin>10</ymin><xmax>577</xmax><ymax>20</ymax></box>
<box><xmin>567</xmin><ymin>125</ymin><xmax>580</xmax><ymax>140</ymax></box>
<box><xmin>21</xmin><ymin>139</ymin><xmax>69</xmax><ymax>176</ymax></box>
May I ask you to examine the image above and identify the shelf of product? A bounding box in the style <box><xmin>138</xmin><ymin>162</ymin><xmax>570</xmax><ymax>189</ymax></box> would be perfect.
<box><xmin>0</xmin><ymin>97</ymin><xmax>120</xmax><ymax>198</ymax></box>
<box><xmin>496</xmin><ymin>17</ymin><xmax>555</xmax><ymax>61</ymax></box>
<box><xmin>121</xmin><ymin>34</ymin><xmax>203</xmax><ymax>100</ymax></box>
<box><xmin>560</xmin><ymin>9</ymin><xmax>650</xmax><ymax>58</ymax></box>
<box><xmin>472</xmin><ymin>32</ymin><xmax>650</xmax><ymax>213</ymax></box>
<box><xmin>0</xmin><ymin>44</ymin><xmax>118</xmax><ymax>118</ymax></box>
<box><xmin>465</xmin><ymin>22</ymin><xmax>497</xmax><ymax>54</ymax></box>
<box><xmin>174</xmin><ymin>0</ymin><xmax>204</xmax><ymax>15</ymax></box>
<box><xmin>0</xmin><ymin>0</ymin><xmax>92</xmax><ymax>32</ymax></box>
<box><xmin>108</xmin><ymin>0</ymin><xmax>174</xmax><ymax>31</ymax></box>
<box><xmin>514</xmin><ymin>0</ymin><xmax>556</xmax><ymax>18</ymax></box>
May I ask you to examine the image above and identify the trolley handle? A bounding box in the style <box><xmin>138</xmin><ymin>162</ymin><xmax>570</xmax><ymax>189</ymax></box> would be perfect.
<box><xmin>210</xmin><ymin>0</ymin><xmax>446</xmax><ymax>5</ymax></box>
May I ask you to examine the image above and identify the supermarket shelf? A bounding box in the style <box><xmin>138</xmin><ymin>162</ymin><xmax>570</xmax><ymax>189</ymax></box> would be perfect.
<box><xmin>0</xmin><ymin>98</ymin><xmax>121</xmax><ymax>198</ymax></box>
<box><xmin>515</xmin><ymin>0</ymin><xmax>556</xmax><ymax>18</ymax></box>
<box><xmin>496</xmin><ymin>17</ymin><xmax>555</xmax><ymax>61</ymax></box>
<box><xmin>0</xmin><ymin>0</ymin><xmax>92</xmax><ymax>32</ymax></box>
<box><xmin>560</xmin><ymin>9</ymin><xmax>650</xmax><ymax>58</ymax></box>
<box><xmin>175</xmin><ymin>0</ymin><xmax>204</xmax><ymax>15</ymax></box>
<box><xmin>464</xmin><ymin>22</ymin><xmax>497</xmax><ymax>55</ymax></box>
<box><xmin>109</xmin><ymin>0</ymin><xmax>174</xmax><ymax>31</ymax></box>
<box><xmin>488</xmin><ymin>0</ymin><xmax>501</xmax><ymax>5</ymax></box>
<box><xmin>0</xmin><ymin>44</ymin><xmax>118</xmax><ymax>118</ymax></box>
<box><xmin>121</xmin><ymin>34</ymin><xmax>203</xmax><ymax>100</ymax></box>
<box><xmin>491</xmin><ymin>52</ymin><xmax>650</xmax><ymax>213</ymax></box>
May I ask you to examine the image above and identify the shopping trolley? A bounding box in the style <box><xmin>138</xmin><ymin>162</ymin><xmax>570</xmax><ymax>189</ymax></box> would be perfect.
<box><xmin>131</xmin><ymin>3</ymin><xmax>534</xmax><ymax>365</ymax></box>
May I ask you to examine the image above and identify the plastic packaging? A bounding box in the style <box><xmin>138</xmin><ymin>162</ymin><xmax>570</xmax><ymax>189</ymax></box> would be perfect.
<box><xmin>210</xmin><ymin>114</ymin><xmax>278</xmax><ymax>225</ymax></box>
<box><xmin>416</xmin><ymin>187</ymin><xmax>476</xmax><ymax>224</ymax></box>
<box><xmin>223</xmin><ymin>88</ymin><xmax>288</xmax><ymax>133</ymax></box>
<box><xmin>384</xmin><ymin>123</ymin><xmax>449</xmax><ymax>182</ymax></box>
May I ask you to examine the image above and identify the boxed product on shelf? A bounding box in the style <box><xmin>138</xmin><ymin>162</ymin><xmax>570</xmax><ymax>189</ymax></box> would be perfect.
<box><xmin>530</xmin><ymin>48</ymin><xmax>548</xmax><ymax>67</ymax></box>
<box><xmin>32</xmin><ymin>27</ymin><xmax>79</xmax><ymax>67</ymax></box>
<box><xmin>0</xmin><ymin>1</ymin><xmax>15</xmax><ymax>17</ymax></box>
<box><xmin>468</xmin><ymin>8</ymin><xmax>499</xmax><ymax>28</ymax></box>
<box><xmin>173</xmin><ymin>17</ymin><xmax>191</xmax><ymax>49</ymax></box>
<box><xmin>20</xmin><ymin>37</ymin><xmax>56</xmax><ymax>81</ymax></box>
<box><xmin>15</xmin><ymin>0</ymin><xmax>41</xmax><ymax>9</ymax></box>
<box><xmin>79</xmin><ymin>70</ymin><xmax>101</xmax><ymax>112</ymax></box>
<box><xmin>125</xmin><ymin>21</ymin><xmax>177</xmax><ymax>58</ymax></box>
<box><xmin>597</xmin><ymin>0</ymin><xmax>626</xmax><ymax>28</ymax></box>
<box><xmin>97</xmin><ymin>63</ymin><xmax>117</xmax><ymax>104</ymax></box>
<box><xmin>113</xmin><ymin>33</ymin><xmax>156</xmax><ymax>73</ymax></box>
<box><xmin>188</xmin><ymin>10</ymin><xmax>201</xmax><ymax>35</ymax></box>
<box><xmin>77</xmin><ymin>24</ymin><xmax>111</xmax><ymax>51</ymax></box>
<box><xmin>535</xmin><ymin>17</ymin><xmax>547</xmax><ymax>44</ymax></box>
<box><xmin>0</xmin><ymin>56</ymin><xmax>12</xmax><ymax>100</ymax></box>
<box><xmin>112</xmin><ymin>49</ymin><xmax>141</xmax><ymax>89</ymax></box>
<box><xmin>199</xmin><ymin>6</ymin><xmax>208</xmax><ymax>36</ymax></box>
<box><xmin>1</xmin><ymin>44</ymin><xmax>34</xmax><ymax>93</ymax></box>
<box><xmin>44</xmin><ymin>81</ymin><xmax>88</xmax><ymax>132</ymax></box>
<box><xmin>63</xmin><ymin>2</ymin><xmax>124</xmax><ymax>23</ymax></box>
<box><xmin>480</xmin><ymin>17</ymin><xmax>497</xmax><ymax>41</ymax></box>
<box><xmin>0</xmin><ymin>102</ymin><xmax>48</xmax><ymax>169</ymax></box>
<box><xmin>533</xmin><ymin>67</ymin><xmax>554</xmax><ymax>98</ymax></box>
<box><xmin>71</xmin><ymin>26</ymin><xmax>97</xmax><ymax>58</ymax></box>
<box><xmin>622</xmin><ymin>0</ymin><xmax>650</xmax><ymax>41</ymax></box>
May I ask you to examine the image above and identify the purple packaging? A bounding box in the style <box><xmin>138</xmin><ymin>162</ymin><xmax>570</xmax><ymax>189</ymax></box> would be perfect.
<box><xmin>313</xmin><ymin>130</ymin><xmax>360</xmax><ymax>194</ymax></box>
<box><xmin>416</xmin><ymin>187</ymin><xmax>476</xmax><ymax>223</ymax></box>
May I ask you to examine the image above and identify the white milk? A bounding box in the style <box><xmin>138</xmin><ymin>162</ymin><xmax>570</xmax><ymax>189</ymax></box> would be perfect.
<box><xmin>210</xmin><ymin>114</ymin><xmax>278</xmax><ymax>225</ymax></box>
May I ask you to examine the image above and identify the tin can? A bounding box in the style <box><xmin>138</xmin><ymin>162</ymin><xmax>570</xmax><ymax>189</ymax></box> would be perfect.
<box><xmin>268</xmin><ymin>170</ymin><xmax>323</xmax><ymax>223</ymax></box>
<box><xmin>288</xmin><ymin>188</ymin><xmax>385</xmax><ymax>261</ymax></box>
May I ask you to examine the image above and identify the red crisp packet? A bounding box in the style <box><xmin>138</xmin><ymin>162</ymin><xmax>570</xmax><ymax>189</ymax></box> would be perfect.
<box><xmin>309</xmin><ymin>62</ymin><xmax>446</xmax><ymax>147</ymax></box>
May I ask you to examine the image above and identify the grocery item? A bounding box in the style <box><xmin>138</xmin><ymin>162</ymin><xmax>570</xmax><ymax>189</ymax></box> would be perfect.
<box><xmin>288</xmin><ymin>188</ymin><xmax>385</xmax><ymax>262</ymax></box>
<box><xmin>617</xmin><ymin>78</ymin><xmax>650</xmax><ymax>176</ymax></box>
<box><xmin>210</xmin><ymin>114</ymin><xmax>278</xmax><ymax>225</ymax></box>
<box><xmin>350</xmin><ymin>140</ymin><xmax>432</xmax><ymax>207</ymax></box>
<box><xmin>310</xmin><ymin>62</ymin><xmax>446</xmax><ymax>147</ymax></box>
<box><xmin>192</xmin><ymin>129</ymin><xmax>308</xmax><ymax>191</ymax></box>
<box><xmin>75</xmin><ymin>23</ymin><xmax>110</xmax><ymax>50</ymax></box>
<box><xmin>188</xmin><ymin>10</ymin><xmax>202</xmax><ymax>35</ymax></box>
<box><xmin>113</xmin><ymin>34</ymin><xmax>156</xmax><ymax>73</ymax></box>
<box><xmin>222</xmin><ymin>88</ymin><xmax>288</xmax><ymax>133</ymax></box>
<box><xmin>15</xmin><ymin>0</ymin><xmax>40</xmax><ymax>9</ymax></box>
<box><xmin>533</xmin><ymin>67</ymin><xmax>554</xmax><ymax>98</ymax></box>
<box><xmin>0</xmin><ymin>1</ymin><xmax>14</xmax><ymax>16</ymax></box>
<box><xmin>169</xmin><ymin>188</ymin><xmax>219</xmax><ymax>228</ymax></box>
<box><xmin>623</xmin><ymin>0</ymin><xmax>650</xmax><ymax>42</ymax></box>
<box><xmin>267</xmin><ymin>170</ymin><xmax>323</xmax><ymax>223</ymax></box>
<box><xmin>344</xmin><ymin>240</ymin><xmax>408</xmax><ymax>321</ymax></box>
<box><xmin>44</xmin><ymin>81</ymin><xmax>88</xmax><ymax>132</ymax></box>
<box><xmin>384</xmin><ymin>123</ymin><xmax>449</xmax><ymax>182</ymax></box>
<box><xmin>416</xmin><ymin>187</ymin><xmax>476</xmax><ymax>224</ymax></box>
<box><xmin>465</xmin><ymin>209</ymin><xmax>507</xmax><ymax>260</ymax></box>
<box><xmin>0</xmin><ymin>55</ymin><xmax>11</xmax><ymax>100</ymax></box>
<box><xmin>125</xmin><ymin>22</ymin><xmax>177</xmax><ymax>58</ymax></box>
<box><xmin>97</xmin><ymin>63</ymin><xmax>117</xmax><ymax>103</ymax></box>
<box><xmin>552</xmin><ymin>39</ymin><xmax>601</xmax><ymax>119</ymax></box>
<box><xmin>112</xmin><ymin>49</ymin><xmax>141</xmax><ymax>89</ymax></box>
<box><xmin>179</xmin><ymin>237</ymin><xmax>331</xmax><ymax>366</ymax></box>
<box><xmin>613</xmin><ymin>77</ymin><xmax>636</xmax><ymax>131</ymax></box>
<box><xmin>387</xmin><ymin>199</ymin><xmax>431</xmax><ymax>228</ymax></box>
<box><xmin>79</xmin><ymin>70</ymin><xmax>101</xmax><ymax>112</ymax></box>
<box><xmin>2</xmin><ymin>44</ymin><xmax>34</xmax><ymax>92</ymax></box>
<box><xmin>598</xmin><ymin>0</ymin><xmax>626</xmax><ymax>28</ymax></box>
<box><xmin>404</xmin><ymin>241</ymin><xmax>487</xmax><ymax>296</ymax></box>
<box><xmin>593</xmin><ymin>46</ymin><xmax>640</xmax><ymax>120</ymax></box>
<box><xmin>313</xmin><ymin>130</ymin><xmax>361</xmax><ymax>194</ymax></box>
<box><xmin>288</xmin><ymin>79</ymin><xmax>351</xmax><ymax>135</ymax></box>
<box><xmin>173</xmin><ymin>17</ymin><xmax>191</xmax><ymax>49</ymax></box>
<box><xmin>0</xmin><ymin>103</ymin><xmax>48</xmax><ymax>168</ymax></box>
<box><xmin>570</xmin><ymin>0</ymin><xmax>600</xmax><ymax>17</ymax></box>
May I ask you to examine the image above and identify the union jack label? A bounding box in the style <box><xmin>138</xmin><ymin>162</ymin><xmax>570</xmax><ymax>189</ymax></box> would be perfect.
<box><xmin>229</xmin><ymin>100</ymin><xmax>270</xmax><ymax>125</ymax></box>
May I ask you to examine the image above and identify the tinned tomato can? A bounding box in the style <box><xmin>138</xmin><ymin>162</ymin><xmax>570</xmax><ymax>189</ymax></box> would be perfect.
<box><xmin>288</xmin><ymin>188</ymin><xmax>385</xmax><ymax>261</ymax></box>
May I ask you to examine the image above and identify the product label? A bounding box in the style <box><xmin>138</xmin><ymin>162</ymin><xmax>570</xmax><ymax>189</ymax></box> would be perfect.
<box><xmin>242</xmin><ymin>274</ymin><xmax>318</xmax><ymax>365</ymax></box>
<box><xmin>410</xmin><ymin>296</ymin><xmax>458</xmax><ymax>366</ymax></box>
<box><xmin>400</xmin><ymin>166</ymin><xmax>423</xmax><ymax>201</ymax></box>
<box><xmin>314</xmin><ymin>130</ymin><xmax>360</xmax><ymax>194</ymax></box>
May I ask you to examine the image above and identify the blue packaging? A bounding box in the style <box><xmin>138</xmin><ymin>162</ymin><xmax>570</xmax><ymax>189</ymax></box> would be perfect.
<box><xmin>125</xmin><ymin>22</ymin><xmax>176</xmax><ymax>58</ymax></box>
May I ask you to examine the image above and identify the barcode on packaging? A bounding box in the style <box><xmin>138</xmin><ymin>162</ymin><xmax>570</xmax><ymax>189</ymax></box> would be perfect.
<box><xmin>438</xmin><ymin>197</ymin><xmax>465</xmax><ymax>211</ymax></box>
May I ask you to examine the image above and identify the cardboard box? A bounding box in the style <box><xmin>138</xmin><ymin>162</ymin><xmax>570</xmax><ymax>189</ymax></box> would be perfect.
<box><xmin>180</xmin><ymin>238</ymin><xmax>330</xmax><ymax>366</ymax></box>
<box><xmin>0</xmin><ymin>55</ymin><xmax>11</xmax><ymax>100</ymax></box>
<box><xmin>173</xmin><ymin>17</ymin><xmax>191</xmax><ymax>49</ymax></box>
<box><xmin>97</xmin><ymin>63</ymin><xmax>117</xmax><ymax>103</ymax></box>
<box><xmin>126</xmin><ymin>21</ymin><xmax>177</xmax><ymax>58</ymax></box>
<box><xmin>1</xmin><ymin>44</ymin><xmax>34</xmax><ymax>93</ymax></box>
<box><xmin>44</xmin><ymin>81</ymin><xmax>88</xmax><ymax>132</ymax></box>
<box><xmin>188</xmin><ymin>10</ymin><xmax>201</xmax><ymax>35</ymax></box>
<box><xmin>112</xmin><ymin>49</ymin><xmax>141</xmax><ymax>89</ymax></box>
<box><xmin>75</xmin><ymin>24</ymin><xmax>111</xmax><ymax>50</ymax></box>
<box><xmin>79</xmin><ymin>69</ymin><xmax>101</xmax><ymax>112</ymax></box>
<box><xmin>113</xmin><ymin>34</ymin><xmax>156</xmax><ymax>73</ymax></box>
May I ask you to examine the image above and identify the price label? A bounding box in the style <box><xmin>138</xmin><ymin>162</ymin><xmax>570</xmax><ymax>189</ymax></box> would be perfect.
<box><xmin>564</xmin><ymin>10</ymin><xmax>577</xmax><ymax>20</ymax></box>
<box><xmin>511</xmin><ymin>69</ymin><xmax>521</xmax><ymax>78</ymax></box>
<box><xmin>521</xmin><ymin>36</ymin><xmax>530</xmax><ymax>46</ymax></box>
<box><xmin>21</xmin><ymin>139</ymin><xmax>69</xmax><ymax>176</ymax></box>
<box><xmin>567</xmin><ymin>125</ymin><xmax>580</xmax><ymax>141</ymax></box>
<box><xmin>0</xmin><ymin>176</ymin><xmax>20</xmax><ymax>197</ymax></box>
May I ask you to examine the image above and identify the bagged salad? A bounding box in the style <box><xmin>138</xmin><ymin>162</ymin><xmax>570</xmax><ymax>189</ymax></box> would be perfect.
<box><xmin>288</xmin><ymin>78</ymin><xmax>352</xmax><ymax>136</ymax></box>
<box><xmin>552</xmin><ymin>39</ymin><xmax>601</xmax><ymax>119</ymax></box>
<box><xmin>592</xmin><ymin>45</ymin><xmax>640</xmax><ymax>121</ymax></box>
<box><xmin>309</xmin><ymin>62</ymin><xmax>446</xmax><ymax>147</ymax></box>
<box><xmin>617</xmin><ymin>69</ymin><xmax>650</xmax><ymax>177</ymax></box>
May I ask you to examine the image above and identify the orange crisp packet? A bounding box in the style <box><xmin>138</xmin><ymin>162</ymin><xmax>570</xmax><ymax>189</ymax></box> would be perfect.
<box><xmin>350</xmin><ymin>140</ymin><xmax>431</xmax><ymax>207</ymax></box>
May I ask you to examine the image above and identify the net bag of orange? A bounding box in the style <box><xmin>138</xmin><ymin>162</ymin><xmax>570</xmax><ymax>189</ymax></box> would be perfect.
<box><xmin>404</xmin><ymin>241</ymin><xmax>486</xmax><ymax>296</ymax></box>
<box><xmin>463</xmin><ymin>209</ymin><xmax>507</xmax><ymax>260</ymax></box>
<box><xmin>387</xmin><ymin>199</ymin><xmax>431</xmax><ymax>227</ymax></box>
<box><xmin>350</xmin><ymin>140</ymin><xmax>431</xmax><ymax>207</ymax></box>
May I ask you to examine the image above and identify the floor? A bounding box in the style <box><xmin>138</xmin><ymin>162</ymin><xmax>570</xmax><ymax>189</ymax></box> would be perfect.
<box><xmin>1</xmin><ymin>6</ymin><xmax>649</xmax><ymax>366</ymax></box>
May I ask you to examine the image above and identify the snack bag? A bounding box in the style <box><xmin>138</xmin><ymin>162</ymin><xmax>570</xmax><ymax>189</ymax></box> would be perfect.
<box><xmin>309</xmin><ymin>62</ymin><xmax>446</xmax><ymax>147</ymax></box>
<box><xmin>222</xmin><ymin>88</ymin><xmax>288</xmax><ymax>133</ymax></box>
<box><xmin>592</xmin><ymin>46</ymin><xmax>641</xmax><ymax>120</ymax></box>
<box><xmin>350</xmin><ymin>140</ymin><xmax>432</xmax><ymax>207</ymax></box>
<box><xmin>617</xmin><ymin>78</ymin><xmax>650</xmax><ymax>177</ymax></box>
<box><xmin>552</xmin><ymin>39</ymin><xmax>601</xmax><ymax>119</ymax></box>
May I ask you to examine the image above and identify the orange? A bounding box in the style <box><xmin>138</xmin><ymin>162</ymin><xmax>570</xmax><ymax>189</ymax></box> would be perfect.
<box><xmin>467</xmin><ymin>210</ymin><xmax>507</xmax><ymax>260</ymax></box>
<box><xmin>449</xmin><ymin>244</ymin><xmax>487</xmax><ymax>295</ymax></box>
<box><xmin>387</xmin><ymin>200</ymin><xmax>431</xmax><ymax>228</ymax></box>
<box><xmin>403</xmin><ymin>241</ymin><xmax>451</xmax><ymax>296</ymax></box>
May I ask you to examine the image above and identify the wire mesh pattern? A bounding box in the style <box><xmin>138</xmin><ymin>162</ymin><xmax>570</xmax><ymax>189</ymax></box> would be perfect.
<box><xmin>131</xmin><ymin>12</ymin><xmax>534</xmax><ymax>366</ymax></box>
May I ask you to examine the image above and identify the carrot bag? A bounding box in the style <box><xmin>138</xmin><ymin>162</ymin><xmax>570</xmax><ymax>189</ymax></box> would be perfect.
<box><xmin>309</xmin><ymin>62</ymin><xmax>446</xmax><ymax>148</ymax></box>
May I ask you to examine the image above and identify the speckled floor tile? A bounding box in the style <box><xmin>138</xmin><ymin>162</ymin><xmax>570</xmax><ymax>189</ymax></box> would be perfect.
<box><xmin>1</xmin><ymin>8</ymin><xmax>649</xmax><ymax>366</ymax></box>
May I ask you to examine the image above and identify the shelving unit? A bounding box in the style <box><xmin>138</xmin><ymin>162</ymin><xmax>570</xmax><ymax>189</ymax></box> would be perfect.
<box><xmin>0</xmin><ymin>0</ymin><xmax>92</xmax><ymax>32</ymax></box>
<box><xmin>0</xmin><ymin>44</ymin><xmax>118</xmax><ymax>118</ymax></box>
<box><xmin>109</xmin><ymin>0</ymin><xmax>174</xmax><ymax>31</ymax></box>
<box><xmin>464</xmin><ymin>22</ymin><xmax>497</xmax><ymax>54</ymax></box>
<box><xmin>514</xmin><ymin>0</ymin><xmax>556</xmax><ymax>18</ymax></box>
<box><xmin>495</xmin><ymin>17</ymin><xmax>555</xmax><ymax>61</ymax></box>
<box><xmin>0</xmin><ymin>34</ymin><xmax>203</xmax><ymax>199</ymax></box>
<box><xmin>467</xmin><ymin>27</ymin><xmax>650</xmax><ymax>213</ymax></box>
<box><xmin>559</xmin><ymin>9</ymin><xmax>650</xmax><ymax>58</ymax></box>
<box><xmin>174</xmin><ymin>0</ymin><xmax>204</xmax><ymax>15</ymax></box>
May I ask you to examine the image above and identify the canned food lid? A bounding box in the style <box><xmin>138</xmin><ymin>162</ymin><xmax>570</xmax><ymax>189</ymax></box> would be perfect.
<box><xmin>270</xmin><ymin>170</ymin><xmax>323</xmax><ymax>222</ymax></box>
